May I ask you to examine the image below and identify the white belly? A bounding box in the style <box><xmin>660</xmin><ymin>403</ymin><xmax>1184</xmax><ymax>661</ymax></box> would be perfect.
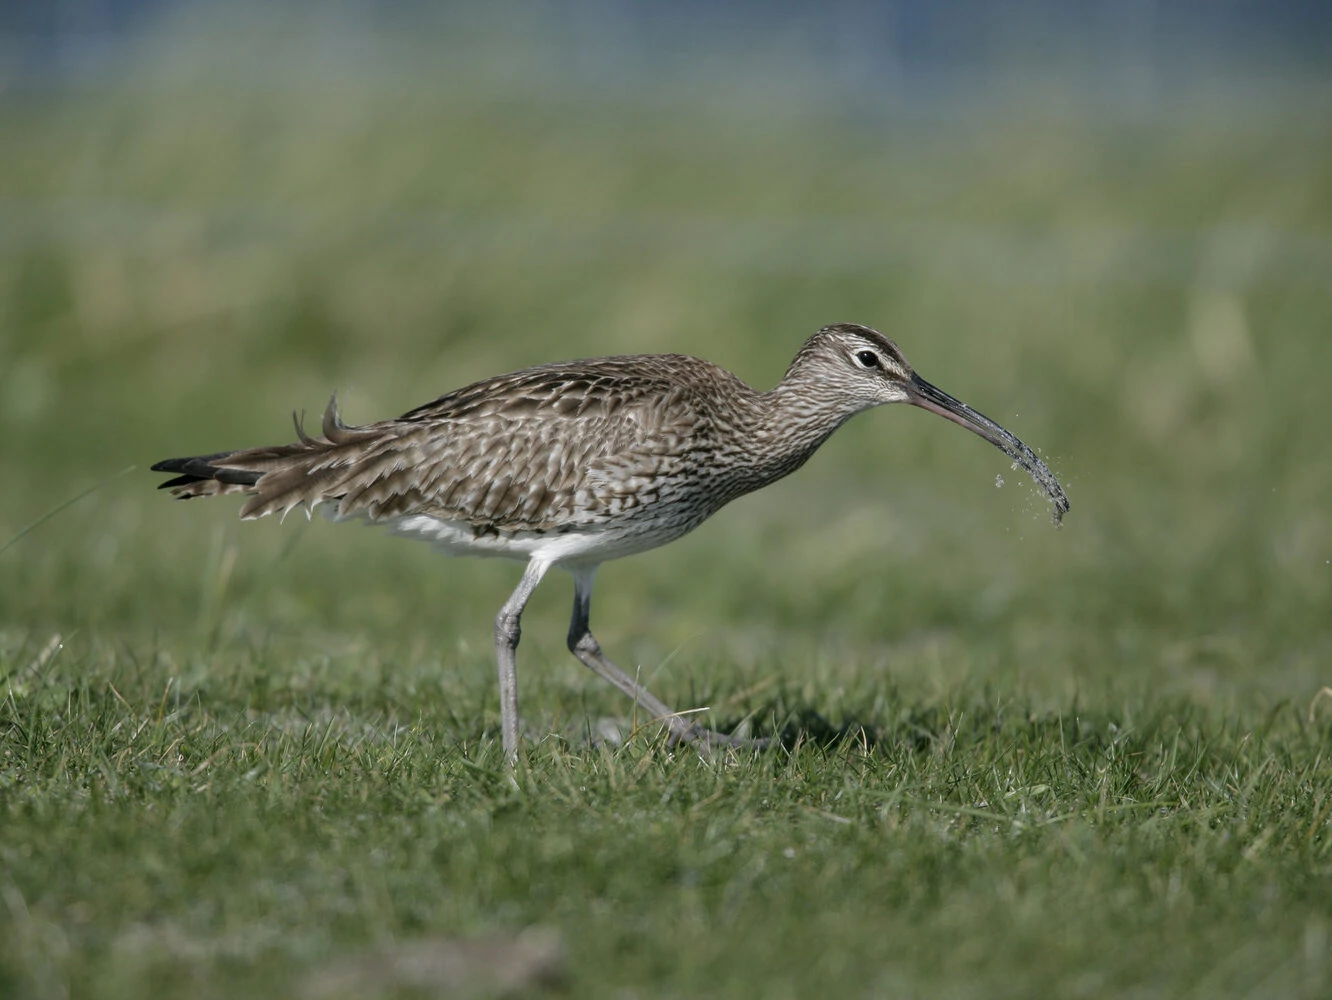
<box><xmin>378</xmin><ymin>512</ymin><xmax>700</xmax><ymax>567</ymax></box>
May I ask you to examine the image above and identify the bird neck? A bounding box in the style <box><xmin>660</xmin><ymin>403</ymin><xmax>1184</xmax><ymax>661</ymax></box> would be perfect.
<box><xmin>733</xmin><ymin>370</ymin><xmax>862</xmax><ymax>488</ymax></box>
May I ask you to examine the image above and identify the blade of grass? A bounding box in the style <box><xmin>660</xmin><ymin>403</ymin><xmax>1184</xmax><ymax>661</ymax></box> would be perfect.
<box><xmin>0</xmin><ymin>466</ymin><xmax>138</xmax><ymax>559</ymax></box>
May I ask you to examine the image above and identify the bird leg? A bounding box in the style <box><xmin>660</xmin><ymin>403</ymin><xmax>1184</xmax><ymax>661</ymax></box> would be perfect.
<box><xmin>494</xmin><ymin>558</ymin><xmax>551</xmax><ymax>764</ymax></box>
<box><xmin>566</xmin><ymin>567</ymin><xmax>765</xmax><ymax>751</ymax></box>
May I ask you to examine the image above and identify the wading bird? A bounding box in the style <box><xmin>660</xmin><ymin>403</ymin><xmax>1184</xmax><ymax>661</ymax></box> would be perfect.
<box><xmin>154</xmin><ymin>323</ymin><xmax>1068</xmax><ymax>762</ymax></box>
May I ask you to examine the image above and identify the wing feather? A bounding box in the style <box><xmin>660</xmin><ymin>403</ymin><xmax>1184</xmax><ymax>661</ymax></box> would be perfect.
<box><xmin>153</xmin><ymin>354</ymin><xmax>750</xmax><ymax>532</ymax></box>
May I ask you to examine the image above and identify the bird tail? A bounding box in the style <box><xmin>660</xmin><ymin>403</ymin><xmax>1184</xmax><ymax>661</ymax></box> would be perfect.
<box><xmin>152</xmin><ymin>396</ymin><xmax>385</xmax><ymax>520</ymax></box>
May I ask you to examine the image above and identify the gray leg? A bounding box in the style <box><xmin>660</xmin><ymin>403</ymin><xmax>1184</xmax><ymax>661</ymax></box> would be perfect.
<box><xmin>565</xmin><ymin>566</ymin><xmax>765</xmax><ymax>750</ymax></box>
<box><xmin>495</xmin><ymin>558</ymin><xmax>551</xmax><ymax>764</ymax></box>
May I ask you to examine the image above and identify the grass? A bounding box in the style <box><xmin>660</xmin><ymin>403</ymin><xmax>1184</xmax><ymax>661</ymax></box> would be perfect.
<box><xmin>4</xmin><ymin>648</ymin><xmax>1329</xmax><ymax>999</ymax></box>
<box><xmin>3</xmin><ymin>24</ymin><xmax>1332</xmax><ymax>999</ymax></box>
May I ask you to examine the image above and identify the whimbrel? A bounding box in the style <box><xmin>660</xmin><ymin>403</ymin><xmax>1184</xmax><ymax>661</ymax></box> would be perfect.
<box><xmin>153</xmin><ymin>323</ymin><xmax>1068</xmax><ymax>761</ymax></box>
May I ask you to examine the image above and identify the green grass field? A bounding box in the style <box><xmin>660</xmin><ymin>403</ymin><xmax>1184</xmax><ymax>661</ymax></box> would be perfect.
<box><xmin>3</xmin><ymin>42</ymin><xmax>1332</xmax><ymax>998</ymax></box>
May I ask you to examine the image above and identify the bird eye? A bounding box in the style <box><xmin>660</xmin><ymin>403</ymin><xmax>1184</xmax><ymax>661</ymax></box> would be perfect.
<box><xmin>854</xmin><ymin>350</ymin><xmax>882</xmax><ymax>370</ymax></box>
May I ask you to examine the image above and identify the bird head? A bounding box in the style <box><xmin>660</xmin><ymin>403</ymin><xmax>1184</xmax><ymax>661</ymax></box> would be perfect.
<box><xmin>791</xmin><ymin>323</ymin><xmax>1069</xmax><ymax>523</ymax></box>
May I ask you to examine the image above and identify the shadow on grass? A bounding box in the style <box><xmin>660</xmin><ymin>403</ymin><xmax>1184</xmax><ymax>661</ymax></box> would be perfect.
<box><xmin>710</xmin><ymin>696</ymin><xmax>1134</xmax><ymax>758</ymax></box>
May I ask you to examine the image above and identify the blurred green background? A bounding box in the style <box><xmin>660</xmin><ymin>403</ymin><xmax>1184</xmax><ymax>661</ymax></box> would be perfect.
<box><xmin>3</xmin><ymin>4</ymin><xmax>1329</xmax><ymax>702</ymax></box>
<box><xmin>2</xmin><ymin>3</ymin><xmax>1331</xmax><ymax>997</ymax></box>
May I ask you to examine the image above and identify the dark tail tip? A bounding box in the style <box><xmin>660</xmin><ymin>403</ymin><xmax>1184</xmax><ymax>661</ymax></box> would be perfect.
<box><xmin>152</xmin><ymin>452</ymin><xmax>260</xmax><ymax>491</ymax></box>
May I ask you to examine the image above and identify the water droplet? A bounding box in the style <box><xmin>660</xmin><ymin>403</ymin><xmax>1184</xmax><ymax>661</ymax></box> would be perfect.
<box><xmin>995</xmin><ymin>474</ymin><xmax>1005</xmax><ymax>488</ymax></box>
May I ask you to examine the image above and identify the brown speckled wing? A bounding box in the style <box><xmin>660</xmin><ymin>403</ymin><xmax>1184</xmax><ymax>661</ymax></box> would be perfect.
<box><xmin>390</xmin><ymin>357</ymin><xmax>713</xmax><ymax>530</ymax></box>
<box><xmin>156</xmin><ymin>355</ymin><xmax>737</xmax><ymax>533</ymax></box>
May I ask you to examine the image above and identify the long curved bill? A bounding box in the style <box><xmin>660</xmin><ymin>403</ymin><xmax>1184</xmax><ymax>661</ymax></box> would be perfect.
<box><xmin>907</xmin><ymin>374</ymin><xmax>1069</xmax><ymax>525</ymax></box>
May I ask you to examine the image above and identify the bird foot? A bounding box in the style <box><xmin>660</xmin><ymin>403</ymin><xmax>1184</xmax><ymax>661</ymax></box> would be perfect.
<box><xmin>578</xmin><ymin>716</ymin><xmax>771</xmax><ymax>753</ymax></box>
<box><xmin>671</xmin><ymin>722</ymin><xmax>773</xmax><ymax>753</ymax></box>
